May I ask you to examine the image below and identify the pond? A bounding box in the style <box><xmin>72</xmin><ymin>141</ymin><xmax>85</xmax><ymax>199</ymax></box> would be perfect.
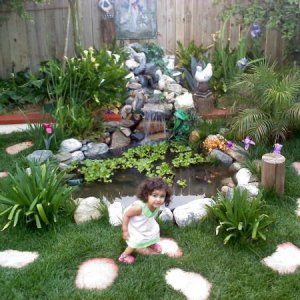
<box><xmin>73</xmin><ymin>163</ymin><xmax>234</xmax><ymax>209</ymax></box>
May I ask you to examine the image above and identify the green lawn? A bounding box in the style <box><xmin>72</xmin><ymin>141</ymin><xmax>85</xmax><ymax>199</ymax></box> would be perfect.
<box><xmin>0</xmin><ymin>132</ymin><xmax>300</xmax><ymax>299</ymax></box>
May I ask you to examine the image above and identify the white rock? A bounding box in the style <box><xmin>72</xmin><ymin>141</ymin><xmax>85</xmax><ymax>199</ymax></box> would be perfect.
<box><xmin>65</xmin><ymin>151</ymin><xmax>85</xmax><ymax>164</ymax></box>
<box><xmin>262</xmin><ymin>242</ymin><xmax>300</xmax><ymax>274</ymax></box>
<box><xmin>166</xmin><ymin>83</ymin><xmax>182</xmax><ymax>95</ymax></box>
<box><xmin>108</xmin><ymin>202</ymin><xmax>123</xmax><ymax>226</ymax></box>
<box><xmin>165</xmin><ymin>268</ymin><xmax>212</xmax><ymax>300</ymax></box>
<box><xmin>159</xmin><ymin>207</ymin><xmax>173</xmax><ymax>222</ymax></box>
<box><xmin>174</xmin><ymin>92</ymin><xmax>194</xmax><ymax>110</ymax></box>
<box><xmin>125</xmin><ymin>59</ymin><xmax>140</xmax><ymax>70</ymax></box>
<box><xmin>74</xmin><ymin>197</ymin><xmax>101</xmax><ymax>224</ymax></box>
<box><xmin>75</xmin><ymin>258</ymin><xmax>118</xmax><ymax>290</ymax></box>
<box><xmin>235</xmin><ymin>168</ymin><xmax>252</xmax><ymax>185</ymax></box>
<box><xmin>238</xmin><ymin>184</ymin><xmax>260</xmax><ymax>197</ymax></box>
<box><xmin>173</xmin><ymin>198</ymin><xmax>213</xmax><ymax>227</ymax></box>
<box><xmin>60</xmin><ymin>138</ymin><xmax>82</xmax><ymax>153</ymax></box>
<box><xmin>0</xmin><ymin>250</ymin><xmax>39</xmax><ymax>268</ymax></box>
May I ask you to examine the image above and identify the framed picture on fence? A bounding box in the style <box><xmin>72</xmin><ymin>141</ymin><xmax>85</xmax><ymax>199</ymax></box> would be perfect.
<box><xmin>114</xmin><ymin>0</ymin><xmax>157</xmax><ymax>39</ymax></box>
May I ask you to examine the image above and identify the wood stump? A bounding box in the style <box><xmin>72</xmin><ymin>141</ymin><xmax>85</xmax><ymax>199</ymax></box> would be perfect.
<box><xmin>261</xmin><ymin>153</ymin><xmax>285</xmax><ymax>195</ymax></box>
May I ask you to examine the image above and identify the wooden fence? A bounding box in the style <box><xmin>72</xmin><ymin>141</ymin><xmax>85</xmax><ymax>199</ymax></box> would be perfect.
<box><xmin>0</xmin><ymin>0</ymin><xmax>283</xmax><ymax>78</ymax></box>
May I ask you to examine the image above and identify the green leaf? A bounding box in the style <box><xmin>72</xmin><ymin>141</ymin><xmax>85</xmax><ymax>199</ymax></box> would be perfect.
<box><xmin>8</xmin><ymin>204</ymin><xmax>20</xmax><ymax>221</ymax></box>
<box><xmin>13</xmin><ymin>209</ymin><xmax>22</xmax><ymax>227</ymax></box>
<box><xmin>1</xmin><ymin>221</ymin><xmax>12</xmax><ymax>231</ymax></box>
<box><xmin>36</xmin><ymin>203</ymin><xmax>50</xmax><ymax>225</ymax></box>
<box><xmin>34</xmin><ymin>214</ymin><xmax>42</xmax><ymax>229</ymax></box>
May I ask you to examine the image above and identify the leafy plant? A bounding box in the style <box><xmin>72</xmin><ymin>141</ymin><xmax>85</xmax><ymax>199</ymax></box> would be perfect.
<box><xmin>176</xmin><ymin>40</ymin><xmax>208</xmax><ymax>71</ymax></box>
<box><xmin>142</xmin><ymin>43</ymin><xmax>169</xmax><ymax>74</ymax></box>
<box><xmin>0</xmin><ymin>161</ymin><xmax>73</xmax><ymax>229</ymax></box>
<box><xmin>230</xmin><ymin>61</ymin><xmax>300</xmax><ymax>143</ymax></box>
<box><xmin>207</xmin><ymin>188</ymin><xmax>272</xmax><ymax>244</ymax></box>
<box><xmin>43</xmin><ymin>47</ymin><xmax>129</xmax><ymax>108</ymax></box>
<box><xmin>216</xmin><ymin>0</ymin><xmax>300</xmax><ymax>58</ymax></box>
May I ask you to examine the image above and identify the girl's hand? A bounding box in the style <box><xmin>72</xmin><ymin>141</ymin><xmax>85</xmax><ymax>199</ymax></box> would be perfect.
<box><xmin>122</xmin><ymin>230</ymin><xmax>129</xmax><ymax>240</ymax></box>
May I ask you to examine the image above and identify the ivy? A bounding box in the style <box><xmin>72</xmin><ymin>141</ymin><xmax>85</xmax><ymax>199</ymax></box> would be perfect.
<box><xmin>0</xmin><ymin>0</ymin><xmax>47</xmax><ymax>22</ymax></box>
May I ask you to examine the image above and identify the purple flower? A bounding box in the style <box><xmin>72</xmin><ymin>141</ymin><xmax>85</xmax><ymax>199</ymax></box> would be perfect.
<box><xmin>237</xmin><ymin>57</ymin><xmax>248</xmax><ymax>70</ymax></box>
<box><xmin>242</xmin><ymin>136</ymin><xmax>255</xmax><ymax>151</ymax></box>
<box><xmin>273</xmin><ymin>143</ymin><xmax>283</xmax><ymax>155</ymax></box>
<box><xmin>250</xmin><ymin>23</ymin><xmax>261</xmax><ymax>38</ymax></box>
<box><xmin>226</xmin><ymin>140</ymin><xmax>234</xmax><ymax>148</ymax></box>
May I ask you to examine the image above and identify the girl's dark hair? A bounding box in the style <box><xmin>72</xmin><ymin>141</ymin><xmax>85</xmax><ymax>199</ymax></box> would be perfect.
<box><xmin>136</xmin><ymin>177</ymin><xmax>172</xmax><ymax>205</ymax></box>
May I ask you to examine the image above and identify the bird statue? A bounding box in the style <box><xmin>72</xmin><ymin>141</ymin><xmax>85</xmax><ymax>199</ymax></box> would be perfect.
<box><xmin>194</xmin><ymin>63</ymin><xmax>213</xmax><ymax>83</ymax></box>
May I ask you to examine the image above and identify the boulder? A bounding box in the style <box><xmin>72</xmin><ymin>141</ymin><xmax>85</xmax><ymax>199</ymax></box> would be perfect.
<box><xmin>173</xmin><ymin>198</ymin><xmax>213</xmax><ymax>227</ymax></box>
<box><xmin>235</xmin><ymin>168</ymin><xmax>252</xmax><ymax>185</ymax></box>
<box><xmin>209</xmin><ymin>149</ymin><xmax>233</xmax><ymax>165</ymax></box>
<box><xmin>84</xmin><ymin>143</ymin><xmax>109</xmax><ymax>159</ymax></box>
<box><xmin>60</xmin><ymin>138</ymin><xmax>82</xmax><ymax>153</ymax></box>
<box><xmin>74</xmin><ymin>197</ymin><xmax>101</xmax><ymax>224</ymax></box>
<box><xmin>27</xmin><ymin>150</ymin><xmax>53</xmax><ymax>164</ymax></box>
<box><xmin>108</xmin><ymin>202</ymin><xmax>123</xmax><ymax>226</ymax></box>
<box><xmin>159</xmin><ymin>207</ymin><xmax>173</xmax><ymax>222</ymax></box>
<box><xmin>174</xmin><ymin>93</ymin><xmax>194</xmax><ymax>110</ymax></box>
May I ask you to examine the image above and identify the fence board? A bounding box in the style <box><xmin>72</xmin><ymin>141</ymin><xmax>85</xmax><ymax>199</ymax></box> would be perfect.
<box><xmin>0</xmin><ymin>0</ymin><xmax>284</xmax><ymax>78</ymax></box>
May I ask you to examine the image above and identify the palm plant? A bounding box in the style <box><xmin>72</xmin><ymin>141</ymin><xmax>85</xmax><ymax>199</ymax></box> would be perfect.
<box><xmin>230</xmin><ymin>61</ymin><xmax>300</xmax><ymax>143</ymax></box>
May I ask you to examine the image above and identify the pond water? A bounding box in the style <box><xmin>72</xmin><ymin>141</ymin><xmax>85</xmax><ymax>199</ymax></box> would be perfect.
<box><xmin>73</xmin><ymin>163</ymin><xmax>234</xmax><ymax>209</ymax></box>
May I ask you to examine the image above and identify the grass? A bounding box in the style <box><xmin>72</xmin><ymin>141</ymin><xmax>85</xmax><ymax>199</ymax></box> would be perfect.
<box><xmin>0</xmin><ymin>131</ymin><xmax>300</xmax><ymax>299</ymax></box>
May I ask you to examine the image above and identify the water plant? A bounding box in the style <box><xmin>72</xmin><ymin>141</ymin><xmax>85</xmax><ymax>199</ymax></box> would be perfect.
<box><xmin>208</xmin><ymin>188</ymin><xmax>272</xmax><ymax>244</ymax></box>
<box><xmin>0</xmin><ymin>161</ymin><xmax>73</xmax><ymax>230</ymax></box>
<box><xmin>77</xmin><ymin>141</ymin><xmax>209</xmax><ymax>185</ymax></box>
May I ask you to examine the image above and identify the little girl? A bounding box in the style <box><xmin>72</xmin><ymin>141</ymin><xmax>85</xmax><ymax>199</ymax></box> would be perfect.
<box><xmin>118</xmin><ymin>177</ymin><xmax>172</xmax><ymax>264</ymax></box>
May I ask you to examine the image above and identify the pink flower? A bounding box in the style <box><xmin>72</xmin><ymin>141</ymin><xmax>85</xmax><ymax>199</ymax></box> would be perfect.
<box><xmin>42</xmin><ymin>123</ymin><xmax>53</xmax><ymax>135</ymax></box>
<box><xmin>242</xmin><ymin>136</ymin><xmax>255</xmax><ymax>151</ymax></box>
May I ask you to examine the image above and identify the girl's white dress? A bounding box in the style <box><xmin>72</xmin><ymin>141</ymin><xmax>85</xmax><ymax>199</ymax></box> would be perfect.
<box><xmin>125</xmin><ymin>200</ymin><xmax>160</xmax><ymax>248</ymax></box>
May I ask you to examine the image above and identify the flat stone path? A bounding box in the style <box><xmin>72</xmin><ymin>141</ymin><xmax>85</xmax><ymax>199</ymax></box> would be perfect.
<box><xmin>0</xmin><ymin>250</ymin><xmax>39</xmax><ymax>268</ymax></box>
<box><xmin>6</xmin><ymin>141</ymin><xmax>33</xmax><ymax>155</ymax></box>
<box><xmin>165</xmin><ymin>268</ymin><xmax>212</xmax><ymax>300</ymax></box>
<box><xmin>262</xmin><ymin>242</ymin><xmax>300</xmax><ymax>274</ymax></box>
<box><xmin>0</xmin><ymin>172</ymin><xmax>9</xmax><ymax>178</ymax></box>
<box><xmin>292</xmin><ymin>162</ymin><xmax>300</xmax><ymax>175</ymax></box>
<box><xmin>75</xmin><ymin>258</ymin><xmax>118</xmax><ymax>290</ymax></box>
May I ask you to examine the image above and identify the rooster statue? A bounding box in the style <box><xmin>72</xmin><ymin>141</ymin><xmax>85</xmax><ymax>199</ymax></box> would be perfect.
<box><xmin>194</xmin><ymin>63</ymin><xmax>213</xmax><ymax>83</ymax></box>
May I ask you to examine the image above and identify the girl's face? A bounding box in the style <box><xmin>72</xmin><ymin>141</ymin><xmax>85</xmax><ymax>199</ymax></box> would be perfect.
<box><xmin>147</xmin><ymin>189</ymin><xmax>166</xmax><ymax>211</ymax></box>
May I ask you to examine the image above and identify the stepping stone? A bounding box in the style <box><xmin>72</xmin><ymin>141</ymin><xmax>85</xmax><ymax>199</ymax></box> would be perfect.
<box><xmin>6</xmin><ymin>141</ymin><xmax>33</xmax><ymax>155</ymax></box>
<box><xmin>159</xmin><ymin>237</ymin><xmax>183</xmax><ymax>257</ymax></box>
<box><xmin>0</xmin><ymin>250</ymin><xmax>39</xmax><ymax>268</ymax></box>
<box><xmin>0</xmin><ymin>172</ymin><xmax>9</xmax><ymax>178</ymax></box>
<box><xmin>296</xmin><ymin>199</ymin><xmax>300</xmax><ymax>217</ymax></box>
<box><xmin>75</xmin><ymin>258</ymin><xmax>118</xmax><ymax>290</ymax></box>
<box><xmin>262</xmin><ymin>242</ymin><xmax>300</xmax><ymax>274</ymax></box>
<box><xmin>292</xmin><ymin>162</ymin><xmax>300</xmax><ymax>175</ymax></box>
<box><xmin>137</xmin><ymin>237</ymin><xmax>183</xmax><ymax>257</ymax></box>
<box><xmin>165</xmin><ymin>268</ymin><xmax>212</xmax><ymax>300</ymax></box>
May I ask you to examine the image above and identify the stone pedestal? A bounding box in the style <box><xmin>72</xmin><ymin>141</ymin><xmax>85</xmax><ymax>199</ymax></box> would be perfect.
<box><xmin>192</xmin><ymin>93</ymin><xmax>215</xmax><ymax>114</ymax></box>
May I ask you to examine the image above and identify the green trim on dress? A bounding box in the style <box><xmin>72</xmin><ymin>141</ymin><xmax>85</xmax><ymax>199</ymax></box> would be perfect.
<box><xmin>140</xmin><ymin>201</ymin><xmax>159</xmax><ymax>218</ymax></box>
<box><xmin>132</xmin><ymin>237</ymin><xmax>160</xmax><ymax>249</ymax></box>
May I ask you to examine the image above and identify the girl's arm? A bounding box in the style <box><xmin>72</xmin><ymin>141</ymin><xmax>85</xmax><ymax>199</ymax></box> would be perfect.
<box><xmin>122</xmin><ymin>205</ymin><xmax>142</xmax><ymax>240</ymax></box>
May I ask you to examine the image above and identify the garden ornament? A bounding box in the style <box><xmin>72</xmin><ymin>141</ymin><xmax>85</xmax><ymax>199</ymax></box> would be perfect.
<box><xmin>194</xmin><ymin>63</ymin><xmax>213</xmax><ymax>83</ymax></box>
<box><xmin>273</xmin><ymin>143</ymin><xmax>283</xmax><ymax>155</ymax></box>
<box><xmin>98</xmin><ymin>0</ymin><xmax>114</xmax><ymax>18</ymax></box>
<box><xmin>242</xmin><ymin>136</ymin><xmax>255</xmax><ymax>151</ymax></box>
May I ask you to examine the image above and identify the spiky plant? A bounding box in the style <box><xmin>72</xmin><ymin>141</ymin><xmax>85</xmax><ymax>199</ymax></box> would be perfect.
<box><xmin>230</xmin><ymin>61</ymin><xmax>300</xmax><ymax>143</ymax></box>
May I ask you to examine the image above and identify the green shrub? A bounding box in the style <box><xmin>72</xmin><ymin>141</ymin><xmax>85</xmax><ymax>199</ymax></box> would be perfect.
<box><xmin>0</xmin><ymin>161</ymin><xmax>73</xmax><ymax>230</ymax></box>
<box><xmin>230</xmin><ymin>62</ymin><xmax>300</xmax><ymax>143</ymax></box>
<box><xmin>208</xmin><ymin>188</ymin><xmax>272</xmax><ymax>244</ymax></box>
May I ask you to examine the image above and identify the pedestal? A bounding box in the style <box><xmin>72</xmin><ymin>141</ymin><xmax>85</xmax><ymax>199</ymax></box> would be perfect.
<box><xmin>192</xmin><ymin>93</ymin><xmax>215</xmax><ymax>114</ymax></box>
<box><xmin>261</xmin><ymin>153</ymin><xmax>285</xmax><ymax>195</ymax></box>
